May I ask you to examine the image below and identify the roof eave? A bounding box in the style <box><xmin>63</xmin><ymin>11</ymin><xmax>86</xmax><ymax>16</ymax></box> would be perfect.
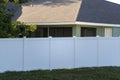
<box><xmin>25</xmin><ymin>22</ymin><xmax>76</xmax><ymax>25</ymax></box>
<box><xmin>76</xmin><ymin>21</ymin><xmax>120</xmax><ymax>27</ymax></box>
<box><xmin>25</xmin><ymin>21</ymin><xmax>120</xmax><ymax>27</ymax></box>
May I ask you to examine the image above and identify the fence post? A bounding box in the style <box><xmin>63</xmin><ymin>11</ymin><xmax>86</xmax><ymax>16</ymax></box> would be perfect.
<box><xmin>49</xmin><ymin>36</ymin><xmax>52</xmax><ymax>71</ymax></box>
<box><xmin>22</xmin><ymin>36</ymin><xmax>26</xmax><ymax>71</ymax></box>
<box><xmin>73</xmin><ymin>36</ymin><xmax>76</xmax><ymax>68</ymax></box>
<box><xmin>96</xmin><ymin>35</ymin><xmax>99</xmax><ymax>67</ymax></box>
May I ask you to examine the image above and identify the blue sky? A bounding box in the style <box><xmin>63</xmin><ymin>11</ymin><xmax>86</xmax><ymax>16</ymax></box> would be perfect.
<box><xmin>106</xmin><ymin>0</ymin><xmax>120</xmax><ymax>5</ymax></box>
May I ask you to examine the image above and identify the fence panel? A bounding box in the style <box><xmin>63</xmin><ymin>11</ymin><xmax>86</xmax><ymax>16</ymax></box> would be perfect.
<box><xmin>51</xmin><ymin>38</ymin><xmax>74</xmax><ymax>69</ymax></box>
<box><xmin>75</xmin><ymin>37</ymin><xmax>98</xmax><ymax>67</ymax></box>
<box><xmin>98</xmin><ymin>37</ymin><xmax>120</xmax><ymax>66</ymax></box>
<box><xmin>0</xmin><ymin>39</ymin><xmax>23</xmax><ymax>72</ymax></box>
<box><xmin>24</xmin><ymin>38</ymin><xmax>50</xmax><ymax>71</ymax></box>
<box><xmin>0</xmin><ymin>37</ymin><xmax>120</xmax><ymax>72</ymax></box>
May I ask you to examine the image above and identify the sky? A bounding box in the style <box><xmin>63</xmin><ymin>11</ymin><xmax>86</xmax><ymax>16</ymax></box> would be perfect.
<box><xmin>106</xmin><ymin>0</ymin><xmax>120</xmax><ymax>5</ymax></box>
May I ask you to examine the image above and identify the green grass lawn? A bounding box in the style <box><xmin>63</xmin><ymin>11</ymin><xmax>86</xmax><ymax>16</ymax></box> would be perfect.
<box><xmin>0</xmin><ymin>66</ymin><xmax>120</xmax><ymax>80</ymax></box>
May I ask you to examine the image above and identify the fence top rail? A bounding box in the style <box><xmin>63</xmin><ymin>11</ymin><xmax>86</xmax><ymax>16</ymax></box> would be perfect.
<box><xmin>0</xmin><ymin>37</ymin><xmax>120</xmax><ymax>40</ymax></box>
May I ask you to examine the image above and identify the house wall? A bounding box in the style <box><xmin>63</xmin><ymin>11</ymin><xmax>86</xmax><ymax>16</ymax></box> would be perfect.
<box><xmin>105</xmin><ymin>28</ymin><xmax>113</xmax><ymax>37</ymax></box>
<box><xmin>72</xmin><ymin>26</ymin><xmax>81</xmax><ymax>37</ymax></box>
<box><xmin>112</xmin><ymin>27</ymin><xmax>120</xmax><ymax>37</ymax></box>
<box><xmin>37</xmin><ymin>25</ymin><xmax>81</xmax><ymax>37</ymax></box>
<box><xmin>35</xmin><ymin>25</ymin><xmax>120</xmax><ymax>37</ymax></box>
<box><xmin>48</xmin><ymin>25</ymin><xmax>105</xmax><ymax>37</ymax></box>
<box><xmin>73</xmin><ymin>25</ymin><xmax>105</xmax><ymax>37</ymax></box>
<box><xmin>97</xmin><ymin>27</ymin><xmax>105</xmax><ymax>37</ymax></box>
<box><xmin>34</xmin><ymin>25</ymin><xmax>73</xmax><ymax>37</ymax></box>
<box><xmin>97</xmin><ymin>27</ymin><xmax>120</xmax><ymax>37</ymax></box>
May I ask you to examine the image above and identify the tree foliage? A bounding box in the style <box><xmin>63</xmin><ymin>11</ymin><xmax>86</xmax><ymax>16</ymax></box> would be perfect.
<box><xmin>12</xmin><ymin>21</ymin><xmax>37</xmax><ymax>38</ymax></box>
<box><xmin>0</xmin><ymin>2</ymin><xmax>37</xmax><ymax>38</ymax></box>
<box><xmin>0</xmin><ymin>3</ymin><xmax>12</xmax><ymax>38</ymax></box>
<box><xmin>5</xmin><ymin>0</ymin><xmax>30</xmax><ymax>3</ymax></box>
<box><xmin>0</xmin><ymin>0</ymin><xmax>30</xmax><ymax>3</ymax></box>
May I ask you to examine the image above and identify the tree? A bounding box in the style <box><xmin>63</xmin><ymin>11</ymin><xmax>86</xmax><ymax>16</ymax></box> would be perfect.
<box><xmin>0</xmin><ymin>0</ymin><xmax>30</xmax><ymax>4</ymax></box>
<box><xmin>0</xmin><ymin>3</ymin><xmax>12</xmax><ymax>38</ymax></box>
<box><xmin>6</xmin><ymin>0</ymin><xmax>30</xmax><ymax>3</ymax></box>
<box><xmin>0</xmin><ymin>2</ymin><xmax>36</xmax><ymax>38</ymax></box>
<box><xmin>11</xmin><ymin>21</ymin><xmax>37</xmax><ymax>38</ymax></box>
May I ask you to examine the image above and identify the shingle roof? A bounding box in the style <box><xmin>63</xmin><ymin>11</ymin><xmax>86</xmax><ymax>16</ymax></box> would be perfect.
<box><xmin>14</xmin><ymin>0</ymin><xmax>82</xmax><ymax>23</ymax></box>
<box><xmin>14</xmin><ymin>0</ymin><xmax>120</xmax><ymax>25</ymax></box>
<box><xmin>77</xmin><ymin>0</ymin><xmax>120</xmax><ymax>24</ymax></box>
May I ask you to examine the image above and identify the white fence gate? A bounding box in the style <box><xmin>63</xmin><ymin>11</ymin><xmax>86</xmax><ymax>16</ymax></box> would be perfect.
<box><xmin>0</xmin><ymin>37</ymin><xmax>120</xmax><ymax>72</ymax></box>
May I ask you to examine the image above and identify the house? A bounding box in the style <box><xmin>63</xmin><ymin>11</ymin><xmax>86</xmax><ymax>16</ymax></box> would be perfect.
<box><xmin>13</xmin><ymin>0</ymin><xmax>120</xmax><ymax>37</ymax></box>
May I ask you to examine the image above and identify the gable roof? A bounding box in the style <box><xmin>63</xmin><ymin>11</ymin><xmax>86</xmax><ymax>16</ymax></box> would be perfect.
<box><xmin>14</xmin><ymin>0</ymin><xmax>82</xmax><ymax>23</ymax></box>
<box><xmin>77</xmin><ymin>0</ymin><xmax>120</xmax><ymax>25</ymax></box>
<box><xmin>13</xmin><ymin>0</ymin><xmax>120</xmax><ymax>25</ymax></box>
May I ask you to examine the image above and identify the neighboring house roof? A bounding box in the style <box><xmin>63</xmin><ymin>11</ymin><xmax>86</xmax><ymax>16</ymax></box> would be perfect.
<box><xmin>77</xmin><ymin>0</ymin><xmax>120</xmax><ymax>25</ymax></box>
<box><xmin>6</xmin><ymin>2</ymin><xmax>20</xmax><ymax>15</ymax></box>
<box><xmin>14</xmin><ymin>0</ymin><xmax>82</xmax><ymax>23</ymax></box>
<box><xmin>13</xmin><ymin>0</ymin><xmax>120</xmax><ymax>26</ymax></box>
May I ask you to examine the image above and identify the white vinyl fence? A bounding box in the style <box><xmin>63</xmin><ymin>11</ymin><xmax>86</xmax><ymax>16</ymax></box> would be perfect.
<box><xmin>0</xmin><ymin>37</ymin><xmax>120</xmax><ymax>72</ymax></box>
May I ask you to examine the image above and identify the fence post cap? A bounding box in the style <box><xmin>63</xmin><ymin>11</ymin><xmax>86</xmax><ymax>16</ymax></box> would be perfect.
<box><xmin>23</xmin><ymin>36</ymin><xmax>26</xmax><ymax>38</ymax></box>
<box><xmin>49</xmin><ymin>36</ymin><xmax>52</xmax><ymax>38</ymax></box>
<box><xmin>73</xmin><ymin>36</ymin><xmax>76</xmax><ymax>38</ymax></box>
<box><xmin>96</xmin><ymin>35</ymin><xmax>100</xmax><ymax>37</ymax></box>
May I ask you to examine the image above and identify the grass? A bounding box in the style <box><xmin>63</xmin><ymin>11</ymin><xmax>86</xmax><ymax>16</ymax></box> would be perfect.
<box><xmin>0</xmin><ymin>66</ymin><xmax>120</xmax><ymax>80</ymax></box>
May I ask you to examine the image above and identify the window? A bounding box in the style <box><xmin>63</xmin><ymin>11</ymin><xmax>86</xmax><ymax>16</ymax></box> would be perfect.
<box><xmin>31</xmin><ymin>27</ymin><xmax>48</xmax><ymax>37</ymax></box>
<box><xmin>81</xmin><ymin>27</ymin><xmax>96</xmax><ymax>37</ymax></box>
<box><xmin>30</xmin><ymin>27</ymin><xmax>72</xmax><ymax>37</ymax></box>
<box><xmin>49</xmin><ymin>27</ymin><xmax>72</xmax><ymax>37</ymax></box>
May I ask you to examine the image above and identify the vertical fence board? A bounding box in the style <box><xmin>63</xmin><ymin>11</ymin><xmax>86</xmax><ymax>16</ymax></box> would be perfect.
<box><xmin>0</xmin><ymin>39</ymin><xmax>23</xmax><ymax>72</ymax></box>
<box><xmin>51</xmin><ymin>38</ymin><xmax>74</xmax><ymax>69</ymax></box>
<box><xmin>75</xmin><ymin>37</ymin><xmax>98</xmax><ymax>67</ymax></box>
<box><xmin>99</xmin><ymin>37</ymin><xmax>120</xmax><ymax>66</ymax></box>
<box><xmin>24</xmin><ymin>38</ymin><xmax>50</xmax><ymax>71</ymax></box>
